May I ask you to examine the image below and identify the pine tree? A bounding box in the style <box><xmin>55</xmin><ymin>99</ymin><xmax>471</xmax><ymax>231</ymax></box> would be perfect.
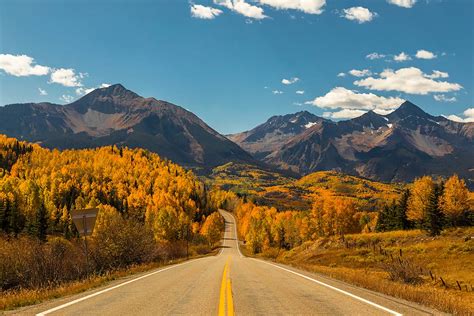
<box><xmin>395</xmin><ymin>189</ymin><xmax>411</xmax><ymax>229</ymax></box>
<box><xmin>35</xmin><ymin>202</ymin><xmax>48</xmax><ymax>241</ymax></box>
<box><xmin>423</xmin><ymin>183</ymin><xmax>444</xmax><ymax>236</ymax></box>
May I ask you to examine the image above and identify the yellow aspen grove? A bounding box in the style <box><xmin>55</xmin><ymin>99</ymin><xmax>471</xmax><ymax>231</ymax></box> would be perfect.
<box><xmin>200</xmin><ymin>212</ymin><xmax>223</xmax><ymax>246</ymax></box>
<box><xmin>407</xmin><ymin>176</ymin><xmax>434</xmax><ymax>222</ymax></box>
<box><xmin>439</xmin><ymin>175</ymin><xmax>470</xmax><ymax>224</ymax></box>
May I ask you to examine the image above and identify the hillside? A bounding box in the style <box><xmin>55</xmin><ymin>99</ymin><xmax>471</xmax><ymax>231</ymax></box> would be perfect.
<box><xmin>0</xmin><ymin>84</ymin><xmax>254</xmax><ymax>168</ymax></box>
<box><xmin>206</xmin><ymin>162</ymin><xmax>402</xmax><ymax>211</ymax></box>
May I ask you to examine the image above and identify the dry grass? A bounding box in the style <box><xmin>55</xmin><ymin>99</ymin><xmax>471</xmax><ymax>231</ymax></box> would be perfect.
<box><xmin>253</xmin><ymin>227</ymin><xmax>474</xmax><ymax>315</ymax></box>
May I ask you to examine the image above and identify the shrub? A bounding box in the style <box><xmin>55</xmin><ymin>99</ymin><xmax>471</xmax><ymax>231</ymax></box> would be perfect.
<box><xmin>382</xmin><ymin>257</ymin><xmax>423</xmax><ymax>284</ymax></box>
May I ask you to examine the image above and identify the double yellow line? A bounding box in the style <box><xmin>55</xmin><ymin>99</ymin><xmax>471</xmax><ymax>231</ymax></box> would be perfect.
<box><xmin>218</xmin><ymin>258</ymin><xmax>234</xmax><ymax>316</ymax></box>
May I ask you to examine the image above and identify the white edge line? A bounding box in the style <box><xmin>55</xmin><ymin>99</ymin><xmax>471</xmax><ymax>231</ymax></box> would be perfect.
<box><xmin>253</xmin><ymin>259</ymin><xmax>403</xmax><ymax>316</ymax></box>
<box><xmin>226</xmin><ymin>211</ymin><xmax>243</xmax><ymax>258</ymax></box>
<box><xmin>36</xmin><ymin>257</ymin><xmax>206</xmax><ymax>316</ymax></box>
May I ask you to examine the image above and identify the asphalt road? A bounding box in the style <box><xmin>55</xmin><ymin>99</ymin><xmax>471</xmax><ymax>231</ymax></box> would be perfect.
<box><xmin>17</xmin><ymin>210</ymin><xmax>442</xmax><ymax>316</ymax></box>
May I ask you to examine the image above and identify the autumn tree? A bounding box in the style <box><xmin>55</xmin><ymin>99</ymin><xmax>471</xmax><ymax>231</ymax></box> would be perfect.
<box><xmin>407</xmin><ymin>176</ymin><xmax>435</xmax><ymax>227</ymax></box>
<box><xmin>200</xmin><ymin>212</ymin><xmax>223</xmax><ymax>246</ymax></box>
<box><xmin>439</xmin><ymin>175</ymin><xmax>470</xmax><ymax>226</ymax></box>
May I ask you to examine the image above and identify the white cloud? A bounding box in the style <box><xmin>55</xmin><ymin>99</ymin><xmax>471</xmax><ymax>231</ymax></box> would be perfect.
<box><xmin>76</xmin><ymin>83</ymin><xmax>112</xmax><ymax>96</ymax></box>
<box><xmin>306</xmin><ymin>87</ymin><xmax>404</xmax><ymax>113</ymax></box>
<box><xmin>416</xmin><ymin>49</ymin><xmax>436</xmax><ymax>60</ymax></box>
<box><xmin>282</xmin><ymin>77</ymin><xmax>299</xmax><ymax>85</ymax></box>
<box><xmin>296</xmin><ymin>90</ymin><xmax>305</xmax><ymax>94</ymax></box>
<box><xmin>465</xmin><ymin>108</ymin><xmax>474</xmax><ymax>118</ymax></box>
<box><xmin>445</xmin><ymin>108</ymin><xmax>474</xmax><ymax>123</ymax></box>
<box><xmin>342</xmin><ymin>7</ymin><xmax>377</xmax><ymax>23</ymax></box>
<box><xmin>258</xmin><ymin>0</ymin><xmax>326</xmax><ymax>14</ymax></box>
<box><xmin>366</xmin><ymin>52</ymin><xmax>385</xmax><ymax>60</ymax></box>
<box><xmin>426</xmin><ymin>70</ymin><xmax>448</xmax><ymax>79</ymax></box>
<box><xmin>214</xmin><ymin>0</ymin><xmax>267</xmax><ymax>19</ymax></box>
<box><xmin>75</xmin><ymin>87</ymin><xmax>95</xmax><ymax>95</ymax></box>
<box><xmin>50</xmin><ymin>68</ymin><xmax>82</xmax><ymax>87</ymax></box>
<box><xmin>0</xmin><ymin>54</ymin><xmax>50</xmax><ymax>77</ymax></box>
<box><xmin>38</xmin><ymin>88</ymin><xmax>48</xmax><ymax>96</ymax></box>
<box><xmin>388</xmin><ymin>0</ymin><xmax>416</xmax><ymax>8</ymax></box>
<box><xmin>354</xmin><ymin>67</ymin><xmax>462</xmax><ymax>95</ymax></box>
<box><xmin>272</xmin><ymin>90</ymin><xmax>284</xmax><ymax>94</ymax></box>
<box><xmin>191</xmin><ymin>4</ymin><xmax>223</xmax><ymax>19</ymax></box>
<box><xmin>393</xmin><ymin>52</ymin><xmax>411</xmax><ymax>62</ymax></box>
<box><xmin>59</xmin><ymin>94</ymin><xmax>74</xmax><ymax>103</ymax></box>
<box><xmin>434</xmin><ymin>94</ymin><xmax>457</xmax><ymax>102</ymax></box>
<box><xmin>337</xmin><ymin>72</ymin><xmax>346</xmax><ymax>77</ymax></box>
<box><xmin>324</xmin><ymin>109</ymin><xmax>367</xmax><ymax>119</ymax></box>
<box><xmin>348</xmin><ymin>69</ymin><xmax>372</xmax><ymax>77</ymax></box>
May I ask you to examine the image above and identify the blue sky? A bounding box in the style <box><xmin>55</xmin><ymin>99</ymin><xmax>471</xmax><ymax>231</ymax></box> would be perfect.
<box><xmin>0</xmin><ymin>0</ymin><xmax>473</xmax><ymax>134</ymax></box>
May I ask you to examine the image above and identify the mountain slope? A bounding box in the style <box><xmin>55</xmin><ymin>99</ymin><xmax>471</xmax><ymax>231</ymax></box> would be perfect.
<box><xmin>232</xmin><ymin>101</ymin><xmax>474</xmax><ymax>185</ymax></box>
<box><xmin>227</xmin><ymin>111</ymin><xmax>327</xmax><ymax>159</ymax></box>
<box><xmin>0</xmin><ymin>84</ymin><xmax>253</xmax><ymax>167</ymax></box>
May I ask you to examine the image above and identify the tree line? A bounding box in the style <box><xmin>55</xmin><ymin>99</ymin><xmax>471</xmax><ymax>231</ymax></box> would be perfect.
<box><xmin>224</xmin><ymin>175</ymin><xmax>472</xmax><ymax>254</ymax></box>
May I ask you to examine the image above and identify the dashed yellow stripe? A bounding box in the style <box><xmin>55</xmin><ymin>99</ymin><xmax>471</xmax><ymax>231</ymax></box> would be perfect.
<box><xmin>218</xmin><ymin>258</ymin><xmax>234</xmax><ymax>316</ymax></box>
<box><xmin>226</xmin><ymin>278</ymin><xmax>234</xmax><ymax>316</ymax></box>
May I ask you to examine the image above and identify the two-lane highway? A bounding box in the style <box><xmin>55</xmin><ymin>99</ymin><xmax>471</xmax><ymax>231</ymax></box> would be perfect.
<box><xmin>18</xmin><ymin>210</ymin><xmax>441</xmax><ymax>315</ymax></box>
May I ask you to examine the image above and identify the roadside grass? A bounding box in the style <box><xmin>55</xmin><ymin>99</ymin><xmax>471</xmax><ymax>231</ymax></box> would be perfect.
<box><xmin>1</xmin><ymin>247</ymin><xmax>219</xmax><ymax>312</ymax></box>
<box><xmin>247</xmin><ymin>227</ymin><xmax>474</xmax><ymax>315</ymax></box>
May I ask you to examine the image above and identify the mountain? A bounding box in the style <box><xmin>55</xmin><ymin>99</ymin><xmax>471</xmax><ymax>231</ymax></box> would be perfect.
<box><xmin>230</xmin><ymin>101</ymin><xmax>474</xmax><ymax>185</ymax></box>
<box><xmin>0</xmin><ymin>84</ymin><xmax>254</xmax><ymax>168</ymax></box>
<box><xmin>227</xmin><ymin>111</ymin><xmax>327</xmax><ymax>159</ymax></box>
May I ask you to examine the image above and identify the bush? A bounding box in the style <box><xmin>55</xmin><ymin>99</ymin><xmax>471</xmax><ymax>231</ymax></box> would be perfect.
<box><xmin>91</xmin><ymin>218</ymin><xmax>156</xmax><ymax>271</ymax></box>
<box><xmin>0</xmin><ymin>236</ymin><xmax>86</xmax><ymax>291</ymax></box>
<box><xmin>382</xmin><ymin>257</ymin><xmax>423</xmax><ymax>284</ymax></box>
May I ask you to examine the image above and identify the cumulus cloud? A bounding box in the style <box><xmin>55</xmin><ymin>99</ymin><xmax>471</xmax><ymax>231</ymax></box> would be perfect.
<box><xmin>50</xmin><ymin>68</ymin><xmax>83</xmax><ymax>87</ymax></box>
<box><xmin>341</xmin><ymin>7</ymin><xmax>377</xmax><ymax>23</ymax></box>
<box><xmin>337</xmin><ymin>72</ymin><xmax>346</xmax><ymax>77</ymax></box>
<box><xmin>354</xmin><ymin>67</ymin><xmax>462</xmax><ymax>95</ymax></box>
<box><xmin>59</xmin><ymin>94</ymin><xmax>74</xmax><ymax>103</ymax></box>
<box><xmin>296</xmin><ymin>90</ymin><xmax>305</xmax><ymax>94</ymax></box>
<box><xmin>272</xmin><ymin>90</ymin><xmax>284</xmax><ymax>94</ymax></box>
<box><xmin>393</xmin><ymin>52</ymin><xmax>411</xmax><ymax>62</ymax></box>
<box><xmin>445</xmin><ymin>108</ymin><xmax>474</xmax><ymax>123</ymax></box>
<box><xmin>388</xmin><ymin>0</ymin><xmax>416</xmax><ymax>8</ymax></box>
<box><xmin>434</xmin><ymin>94</ymin><xmax>457</xmax><ymax>103</ymax></box>
<box><xmin>214</xmin><ymin>0</ymin><xmax>267</xmax><ymax>19</ymax></box>
<box><xmin>366</xmin><ymin>52</ymin><xmax>385</xmax><ymax>60</ymax></box>
<box><xmin>306</xmin><ymin>87</ymin><xmax>404</xmax><ymax>115</ymax></box>
<box><xmin>425</xmin><ymin>70</ymin><xmax>448</xmax><ymax>79</ymax></box>
<box><xmin>282</xmin><ymin>77</ymin><xmax>300</xmax><ymax>85</ymax></box>
<box><xmin>191</xmin><ymin>4</ymin><xmax>223</xmax><ymax>19</ymax></box>
<box><xmin>258</xmin><ymin>0</ymin><xmax>326</xmax><ymax>14</ymax></box>
<box><xmin>348</xmin><ymin>69</ymin><xmax>372</xmax><ymax>77</ymax></box>
<box><xmin>323</xmin><ymin>109</ymin><xmax>367</xmax><ymax>119</ymax></box>
<box><xmin>76</xmin><ymin>83</ymin><xmax>112</xmax><ymax>96</ymax></box>
<box><xmin>416</xmin><ymin>49</ymin><xmax>436</xmax><ymax>60</ymax></box>
<box><xmin>38</xmin><ymin>88</ymin><xmax>48</xmax><ymax>96</ymax></box>
<box><xmin>0</xmin><ymin>54</ymin><xmax>50</xmax><ymax>77</ymax></box>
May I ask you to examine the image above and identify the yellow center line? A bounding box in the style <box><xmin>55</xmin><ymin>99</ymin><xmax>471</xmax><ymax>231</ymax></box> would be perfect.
<box><xmin>218</xmin><ymin>257</ymin><xmax>234</xmax><ymax>316</ymax></box>
<box><xmin>226</xmin><ymin>278</ymin><xmax>234</xmax><ymax>316</ymax></box>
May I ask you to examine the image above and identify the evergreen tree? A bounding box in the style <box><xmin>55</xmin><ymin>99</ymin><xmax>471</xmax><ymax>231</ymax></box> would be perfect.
<box><xmin>376</xmin><ymin>190</ymin><xmax>410</xmax><ymax>232</ymax></box>
<box><xmin>35</xmin><ymin>202</ymin><xmax>48</xmax><ymax>241</ymax></box>
<box><xmin>423</xmin><ymin>183</ymin><xmax>444</xmax><ymax>236</ymax></box>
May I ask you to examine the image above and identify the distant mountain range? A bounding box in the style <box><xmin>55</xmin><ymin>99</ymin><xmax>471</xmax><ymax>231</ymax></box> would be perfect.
<box><xmin>228</xmin><ymin>102</ymin><xmax>474</xmax><ymax>184</ymax></box>
<box><xmin>0</xmin><ymin>84</ymin><xmax>253</xmax><ymax>168</ymax></box>
<box><xmin>1</xmin><ymin>85</ymin><xmax>472</xmax><ymax>185</ymax></box>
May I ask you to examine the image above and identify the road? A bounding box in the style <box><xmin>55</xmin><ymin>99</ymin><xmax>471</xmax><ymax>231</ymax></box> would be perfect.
<box><xmin>17</xmin><ymin>210</ymin><xmax>441</xmax><ymax>316</ymax></box>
